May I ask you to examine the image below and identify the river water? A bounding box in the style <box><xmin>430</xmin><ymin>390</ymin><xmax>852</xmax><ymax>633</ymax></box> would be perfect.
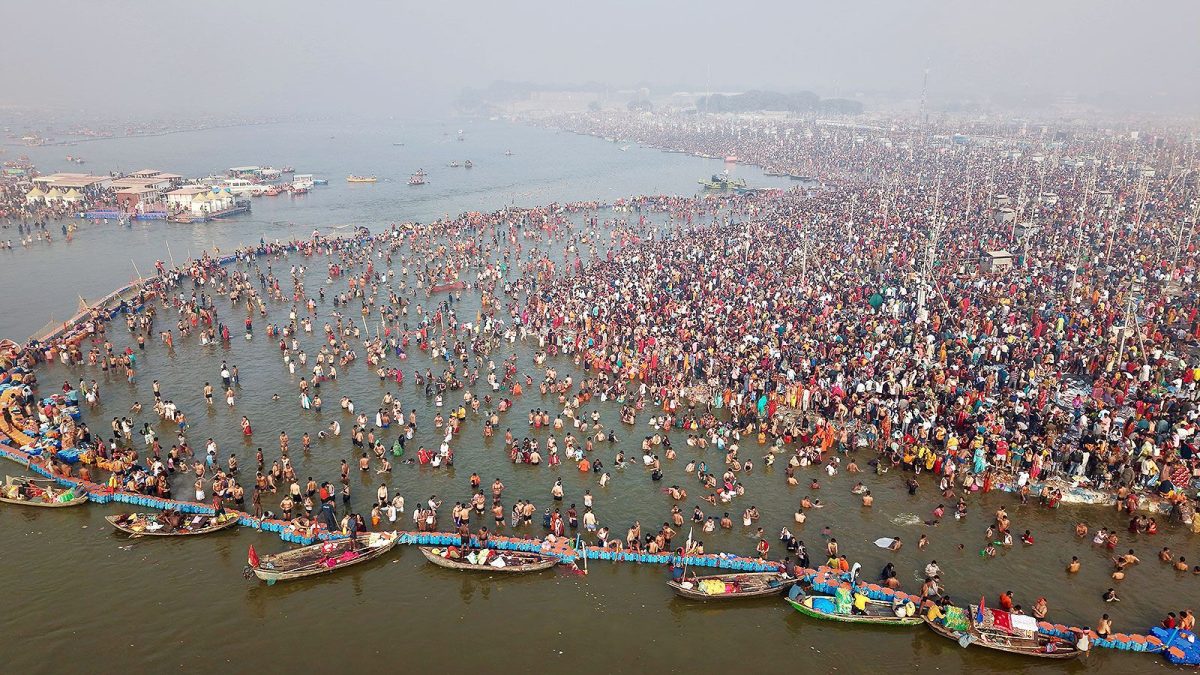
<box><xmin>1</xmin><ymin>121</ymin><xmax>1188</xmax><ymax>673</ymax></box>
<box><xmin>2</xmin><ymin>118</ymin><xmax>791</xmax><ymax>340</ymax></box>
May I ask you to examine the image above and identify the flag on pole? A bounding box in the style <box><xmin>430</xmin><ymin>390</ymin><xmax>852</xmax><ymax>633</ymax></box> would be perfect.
<box><xmin>248</xmin><ymin>545</ymin><xmax>260</xmax><ymax>568</ymax></box>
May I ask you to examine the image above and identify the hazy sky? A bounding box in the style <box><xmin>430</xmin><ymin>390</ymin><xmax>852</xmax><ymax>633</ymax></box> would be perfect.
<box><xmin>3</xmin><ymin>0</ymin><xmax>1198</xmax><ymax>115</ymax></box>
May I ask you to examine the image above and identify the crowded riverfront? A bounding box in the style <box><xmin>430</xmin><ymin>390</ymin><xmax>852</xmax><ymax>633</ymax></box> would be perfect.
<box><xmin>2</xmin><ymin>108</ymin><xmax>1199</xmax><ymax>667</ymax></box>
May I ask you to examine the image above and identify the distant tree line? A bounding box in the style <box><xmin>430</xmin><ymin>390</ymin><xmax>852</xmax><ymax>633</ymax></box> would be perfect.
<box><xmin>457</xmin><ymin>81</ymin><xmax>610</xmax><ymax>113</ymax></box>
<box><xmin>695</xmin><ymin>90</ymin><xmax>863</xmax><ymax>115</ymax></box>
<box><xmin>455</xmin><ymin>82</ymin><xmax>863</xmax><ymax>115</ymax></box>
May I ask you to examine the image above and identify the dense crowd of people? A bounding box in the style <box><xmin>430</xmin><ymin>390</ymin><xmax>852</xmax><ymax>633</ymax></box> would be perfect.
<box><xmin>3</xmin><ymin>112</ymin><xmax>1199</xmax><ymax>638</ymax></box>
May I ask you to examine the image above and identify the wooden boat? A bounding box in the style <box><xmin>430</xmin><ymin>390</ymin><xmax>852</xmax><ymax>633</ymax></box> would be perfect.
<box><xmin>346</xmin><ymin>175</ymin><xmax>377</xmax><ymax>183</ymax></box>
<box><xmin>418</xmin><ymin>545</ymin><xmax>558</xmax><ymax>573</ymax></box>
<box><xmin>0</xmin><ymin>475</ymin><xmax>89</xmax><ymax>507</ymax></box>
<box><xmin>668</xmin><ymin>571</ymin><xmax>797</xmax><ymax>600</ymax></box>
<box><xmin>785</xmin><ymin>585</ymin><xmax>921</xmax><ymax>625</ymax></box>
<box><xmin>105</xmin><ymin>511</ymin><xmax>239</xmax><ymax>537</ymax></box>
<box><xmin>924</xmin><ymin>605</ymin><xmax>1081</xmax><ymax>660</ymax></box>
<box><xmin>251</xmin><ymin>532</ymin><xmax>398</xmax><ymax>584</ymax></box>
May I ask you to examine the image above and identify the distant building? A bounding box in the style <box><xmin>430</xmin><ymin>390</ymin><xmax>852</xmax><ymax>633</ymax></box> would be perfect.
<box><xmin>980</xmin><ymin>250</ymin><xmax>1014</xmax><ymax>272</ymax></box>
<box><xmin>122</xmin><ymin>170</ymin><xmax>183</xmax><ymax>187</ymax></box>
<box><xmin>115</xmin><ymin>185</ymin><xmax>161</xmax><ymax>211</ymax></box>
<box><xmin>227</xmin><ymin>166</ymin><xmax>263</xmax><ymax>177</ymax></box>
<box><xmin>166</xmin><ymin>186</ymin><xmax>235</xmax><ymax>215</ymax></box>
<box><xmin>31</xmin><ymin>172</ymin><xmax>111</xmax><ymax>195</ymax></box>
<box><xmin>165</xmin><ymin>186</ymin><xmax>209</xmax><ymax>211</ymax></box>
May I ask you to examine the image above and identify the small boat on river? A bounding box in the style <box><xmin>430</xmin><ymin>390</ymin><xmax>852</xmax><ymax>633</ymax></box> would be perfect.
<box><xmin>924</xmin><ymin>603</ymin><xmax>1082</xmax><ymax>660</ymax></box>
<box><xmin>786</xmin><ymin>585</ymin><xmax>921</xmax><ymax>625</ymax></box>
<box><xmin>106</xmin><ymin>511</ymin><xmax>239</xmax><ymax>537</ymax></box>
<box><xmin>668</xmin><ymin>570</ymin><xmax>797</xmax><ymax>600</ymax></box>
<box><xmin>250</xmin><ymin>532</ymin><xmax>398</xmax><ymax>584</ymax></box>
<box><xmin>0</xmin><ymin>476</ymin><xmax>88</xmax><ymax>507</ymax></box>
<box><xmin>419</xmin><ymin>545</ymin><xmax>558</xmax><ymax>573</ymax></box>
<box><xmin>698</xmin><ymin>174</ymin><xmax>747</xmax><ymax>190</ymax></box>
<box><xmin>346</xmin><ymin>175</ymin><xmax>377</xmax><ymax>183</ymax></box>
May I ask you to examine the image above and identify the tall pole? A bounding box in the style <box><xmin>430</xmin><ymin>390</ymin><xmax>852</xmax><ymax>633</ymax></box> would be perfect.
<box><xmin>1170</xmin><ymin>174</ymin><xmax>1196</xmax><ymax>275</ymax></box>
<box><xmin>1171</xmin><ymin>195</ymin><xmax>1198</xmax><ymax>283</ymax></box>
<box><xmin>847</xmin><ymin>193</ymin><xmax>858</xmax><ymax>242</ymax></box>
<box><xmin>1069</xmin><ymin>175</ymin><xmax>1092</xmax><ymax>301</ymax></box>
<box><xmin>918</xmin><ymin>180</ymin><xmax>942</xmax><ymax>316</ymax></box>
<box><xmin>919</xmin><ymin>68</ymin><xmax>929</xmax><ymax>128</ymax></box>
<box><xmin>800</xmin><ymin>225</ymin><xmax>808</xmax><ymax>283</ymax></box>
<box><xmin>1133</xmin><ymin>174</ymin><xmax>1148</xmax><ymax>228</ymax></box>
<box><xmin>1032</xmin><ymin>161</ymin><xmax>1047</xmax><ymax>229</ymax></box>
<box><xmin>1184</xmin><ymin>198</ymin><xmax>1198</xmax><ymax>272</ymax></box>
<box><xmin>1116</xmin><ymin>279</ymin><xmax>1145</xmax><ymax>372</ymax></box>
<box><xmin>1014</xmin><ymin>163</ymin><xmax>1029</xmax><ymax>241</ymax></box>
<box><xmin>1105</xmin><ymin>193</ymin><xmax>1123</xmax><ymax>261</ymax></box>
<box><xmin>964</xmin><ymin>159</ymin><xmax>974</xmax><ymax>224</ymax></box>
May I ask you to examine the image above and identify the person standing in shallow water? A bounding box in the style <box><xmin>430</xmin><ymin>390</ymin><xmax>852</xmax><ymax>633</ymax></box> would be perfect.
<box><xmin>20</xmin><ymin>152</ymin><xmax>1200</xmax><ymax>643</ymax></box>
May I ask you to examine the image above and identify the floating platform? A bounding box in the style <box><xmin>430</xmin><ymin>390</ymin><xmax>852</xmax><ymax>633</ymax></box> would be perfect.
<box><xmin>169</xmin><ymin>203</ymin><xmax>251</xmax><ymax>224</ymax></box>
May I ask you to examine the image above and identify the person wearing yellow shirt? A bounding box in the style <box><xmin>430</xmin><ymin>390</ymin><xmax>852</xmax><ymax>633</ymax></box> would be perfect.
<box><xmin>851</xmin><ymin>591</ymin><xmax>869</xmax><ymax>615</ymax></box>
<box><xmin>926</xmin><ymin>601</ymin><xmax>945</xmax><ymax>624</ymax></box>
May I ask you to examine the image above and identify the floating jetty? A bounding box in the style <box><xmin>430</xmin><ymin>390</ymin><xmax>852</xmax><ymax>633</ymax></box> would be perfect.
<box><xmin>0</xmin><ymin>437</ymin><xmax>776</xmax><ymax>569</ymax></box>
<box><xmin>78</xmin><ymin>209</ymin><xmax>167</xmax><ymax>220</ymax></box>
<box><xmin>167</xmin><ymin>202</ymin><xmax>250</xmax><ymax>223</ymax></box>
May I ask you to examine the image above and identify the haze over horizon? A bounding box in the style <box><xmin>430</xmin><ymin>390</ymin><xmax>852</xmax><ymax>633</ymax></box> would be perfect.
<box><xmin>2</xmin><ymin>0</ymin><xmax>1199</xmax><ymax>117</ymax></box>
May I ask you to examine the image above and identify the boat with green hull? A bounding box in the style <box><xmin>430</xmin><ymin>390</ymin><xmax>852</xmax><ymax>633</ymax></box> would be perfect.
<box><xmin>698</xmin><ymin>174</ymin><xmax>747</xmax><ymax>190</ymax></box>
<box><xmin>785</xmin><ymin>585</ymin><xmax>922</xmax><ymax>626</ymax></box>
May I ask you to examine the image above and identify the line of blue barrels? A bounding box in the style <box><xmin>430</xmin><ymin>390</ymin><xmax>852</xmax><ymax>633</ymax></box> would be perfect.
<box><xmin>397</xmin><ymin>532</ymin><xmax>565</xmax><ymax>555</ymax></box>
<box><xmin>0</xmin><ymin>443</ymin><xmax>328</xmax><ymax>544</ymax></box>
<box><xmin>581</xmin><ymin>547</ymin><xmax>776</xmax><ymax>571</ymax></box>
<box><xmin>4</xmin><ymin>443</ymin><xmax>779</xmax><ymax>570</ymax></box>
<box><xmin>1039</xmin><ymin>624</ymin><xmax>1161</xmax><ymax>653</ymax></box>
